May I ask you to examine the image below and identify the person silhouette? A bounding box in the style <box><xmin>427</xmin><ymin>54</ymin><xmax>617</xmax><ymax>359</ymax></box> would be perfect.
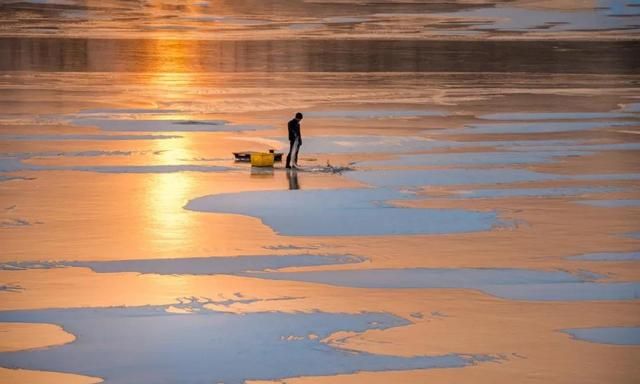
<box><xmin>286</xmin><ymin>112</ymin><xmax>303</xmax><ymax>169</ymax></box>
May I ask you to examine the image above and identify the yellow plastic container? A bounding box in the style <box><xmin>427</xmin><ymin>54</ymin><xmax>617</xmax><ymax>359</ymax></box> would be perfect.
<box><xmin>250</xmin><ymin>152</ymin><xmax>275</xmax><ymax>167</ymax></box>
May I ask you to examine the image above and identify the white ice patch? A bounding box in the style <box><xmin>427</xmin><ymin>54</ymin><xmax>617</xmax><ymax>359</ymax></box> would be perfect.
<box><xmin>185</xmin><ymin>188</ymin><xmax>498</xmax><ymax>236</ymax></box>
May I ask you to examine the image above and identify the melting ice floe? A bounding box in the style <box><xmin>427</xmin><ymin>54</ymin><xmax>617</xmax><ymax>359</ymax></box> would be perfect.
<box><xmin>184</xmin><ymin>188</ymin><xmax>499</xmax><ymax>236</ymax></box>
<box><xmin>358</xmin><ymin>151</ymin><xmax>592</xmax><ymax>167</ymax></box>
<box><xmin>451</xmin><ymin>187</ymin><xmax>626</xmax><ymax>199</ymax></box>
<box><xmin>7</xmin><ymin>257</ymin><xmax>637</xmax><ymax>301</ymax></box>
<box><xmin>439</xmin><ymin>121</ymin><xmax>636</xmax><ymax>135</ymax></box>
<box><xmin>0</xmin><ymin>307</ymin><xmax>481</xmax><ymax>384</ymax></box>
<box><xmin>568</xmin><ymin>252</ymin><xmax>640</xmax><ymax>262</ymax></box>
<box><xmin>240</xmin><ymin>268</ymin><xmax>640</xmax><ymax>301</ymax></box>
<box><xmin>562</xmin><ymin>327</ymin><xmax>640</xmax><ymax>345</ymax></box>
<box><xmin>479</xmin><ymin>112</ymin><xmax>636</xmax><ymax>120</ymax></box>
<box><xmin>271</xmin><ymin>136</ymin><xmax>465</xmax><ymax>154</ymax></box>
<box><xmin>347</xmin><ymin>169</ymin><xmax>640</xmax><ymax>187</ymax></box>
<box><xmin>1</xmin><ymin>255</ymin><xmax>367</xmax><ymax>275</ymax></box>
<box><xmin>576</xmin><ymin>200</ymin><xmax>640</xmax><ymax>207</ymax></box>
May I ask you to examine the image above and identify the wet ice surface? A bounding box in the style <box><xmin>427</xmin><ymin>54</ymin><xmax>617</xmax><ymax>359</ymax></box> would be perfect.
<box><xmin>577</xmin><ymin>200</ymin><xmax>640</xmax><ymax>207</ymax></box>
<box><xmin>479</xmin><ymin>112</ymin><xmax>637</xmax><ymax>120</ymax></box>
<box><xmin>305</xmin><ymin>110</ymin><xmax>448</xmax><ymax>119</ymax></box>
<box><xmin>1</xmin><ymin>0</ymin><xmax>638</xmax><ymax>39</ymax></box>
<box><xmin>243</xmin><ymin>269</ymin><xmax>640</xmax><ymax>301</ymax></box>
<box><xmin>500</xmin><ymin>142</ymin><xmax>640</xmax><ymax>152</ymax></box>
<box><xmin>621</xmin><ymin>103</ymin><xmax>640</xmax><ymax>113</ymax></box>
<box><xmin>0</xmin><ymin>134</ymin><xmax>181</xmax><ymax>141</ymax></box>
<box><xmin>1</xmin><ymin>255</ymin><xmax>367</xmax><ymax>275</ymax></box>
<box><xmin>568</xmin><ymin>252</ymin><xmax>640</xmax><ymax>262</ymax></box>
<box><xmin>563</xmin><ymin>327</ymin><xmax>640</xmax><ymax>346</ymax></box>
<box><xmin>444</xmin><ymin>1</ymin><xmax>640</xmax><ymax>33</ymax></box>
<box><xmin>1</xmin><ymin>6</ymin><xmax>640</xmax><ymax>381</ymax></box>
<box><xmin>359</xmin><ymin>151</ymin><xmax>591</xmax><ymax>167</ymax></box>
<box><xmin>275</xmin><ymin>136</ymin><xmax>464</xmax><ymax>154</ymax></box>
<box><xmin>442</xmin><ymin>121</ymin><xmax>636</xmax><ymax>135</ymax></box>
<box><xmin>348</xmin><ymin>169</ymin><xmax>562</xmax><ymax>187</ymax></box>
<box><xmin>0</xmin><ymin>306</ymin><xmax>476</xmax><ymax>384</ymax></box>
<box><xmin>185</xmin><ymin>188</ymin><xmax>499</xmax><ymax>236</ymax></box>
<box><xmin>71</xmin><ymin>118</ymin><xmax>270</xmax><ymax>132</ymax></box>
<box><xmin>348</xmin><ymin>169</ymin><xmax>640</xmax><ymax>187</ymax></box>
<box><xmin>0</xmin><ymin>157</ymin><xmax>232</xmax><ymax>174</ymax></box>
<box><xmin>452</xmin><ymin>187</ymin><xmax>625</xmax><ymax>199</ymax></box>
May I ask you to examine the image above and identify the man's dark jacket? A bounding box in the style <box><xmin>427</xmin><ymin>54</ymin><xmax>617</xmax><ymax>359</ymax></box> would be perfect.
<box><xmin>288</xmin><ymin>118</ymin><xmax>301</xmax><ymax>142</ymax></box>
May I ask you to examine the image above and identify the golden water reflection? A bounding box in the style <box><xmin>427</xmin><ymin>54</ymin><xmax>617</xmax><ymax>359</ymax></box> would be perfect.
<box><xmin>141</xmin><ymin>39</ymin><xmax>198</xmax><ymax>250</ymax></box>
<box><xmin>145</xmin><ymin>172</ymin><xmax>195</xmax><ymax>251</ymax></box>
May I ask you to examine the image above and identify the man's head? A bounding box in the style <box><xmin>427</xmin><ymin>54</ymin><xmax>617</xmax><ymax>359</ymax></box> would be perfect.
<box><xmin>295</xmin><ymin>112</ymin><xmax>303</xmax><ymax>121</ymax></box>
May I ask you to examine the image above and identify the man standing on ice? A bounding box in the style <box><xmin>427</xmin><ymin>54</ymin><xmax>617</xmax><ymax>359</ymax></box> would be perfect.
<box><xmin>286</xmin><ymin>112</ymin><xmax>303</xmax><ymax>169</ymax></box>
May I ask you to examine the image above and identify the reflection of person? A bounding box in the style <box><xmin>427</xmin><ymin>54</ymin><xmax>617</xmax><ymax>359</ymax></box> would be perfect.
<box><xmin>287</xmin><ymin>169</ymin><xmax>300</xmax><ymax>190</ymax></box>
<box><xmin>286</xmin><ymin>112</ymin><xmax>303</xmax><ymax>169</ymax></box>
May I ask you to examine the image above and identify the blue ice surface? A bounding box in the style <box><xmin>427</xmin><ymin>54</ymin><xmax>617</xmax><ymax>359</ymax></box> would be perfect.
<box><xmin>242</xmin><ymin>269</ymin><xmax>640</xmax><ymax>301</ymax></box>
<box><xmin>184</xmin><ymin>188</ymin><xmax>499</xmax><ymax>236</ymax></box>
<box><xmin>453</xmin><ymin>187</ymin><xmax>625</xmax><ymax>199</ymax></box>
<box><xmin>563</xmin><ymin>327</ymin><xmax>640</xmax><ymax>345</ymax></box>
<box><xmin>0</xmin><ymin>306</ymin><xmax>477</xmax><ymax>384</ymax></box>
<box><xmin>575</xmin><ymin>174</ymin><xmax>640</xmax><ymax>182</ymax></box>
<box><xmin>273</xmin><ymin>136</ymin><xmax>467</xmax><ymax>154</ymax></box>
<box><xmin>503</xmin><ymin>142</ymin><xmax>640</xmax><ymax>152</ymax></box>
<box><xmin>443</xmin><ymin>121</ymin><xmax>636</xmax><ymax>135</ymax></box>
<box><xmin>568</xmin><ymin>252</ymin><xmax>640</xmax><ymax>261</ymax></box>
<box><xmin>620</xmin><ymin>103</ymin><xmax>640</xmax><ymax>113</ymax></box>
<box><xmin>347</xmin><ymin>169</ymin><xmax>640</xmax><ymax>188</ymax></box>
<box><xmin>577</xmin><ymin>200</ymin><xmax>640</xmax><ymax>207</ymax></box>
<box><xmin>479</xmin><ymin>112</ymin><xmax>636</xmax><ymax>120</ymax></box>
<box><xmin>358</xmin><ymin>150</ymin><xmax>591</xmax><ymax>167</ymax></box>
<box><xmin>459</xmin><ymin>139</ymin><xmax>640</xmax><ymax>153</ymax></box>
<box><xmin>602</xmin><ymin>0</ymin><xmax>640</xmax><ymax>17</ymax></box>
<box><xmin>71</xmin><ymin>118</ymin><xmax>270</xmax><ymax>132</ymax></box>
<box><xmin>1</xmin><ymin>255</ymin><xmax>367</xmax><ymax>275</ymax></box>
<box><xmin>443</xmin><ymin>2</ymin><xmax>640</xmax><ymax>32</ymax></box>
<box><xmin>305</xmin><ymin>109</ymin><xmax>448</xmax><ymax>119</ymax></box>
<box><xmin>347</xmin><ymin>169</ymin><xmax>564</xmax><ymax>187</ymax></box>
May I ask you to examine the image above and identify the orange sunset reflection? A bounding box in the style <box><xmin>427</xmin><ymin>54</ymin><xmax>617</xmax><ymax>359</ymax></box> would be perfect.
<box><xmin>142</xmin><ymin>39</ymin><xmax>199</xmax><ymax>253</ymax></box>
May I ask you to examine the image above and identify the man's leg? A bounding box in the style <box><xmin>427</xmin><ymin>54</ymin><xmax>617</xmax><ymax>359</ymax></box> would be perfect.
<box><xmin>285</xmin><ymin>140</ymin><xmax>294</xmax><ymax>168</ymax></box>
<box><xmin>291</xmin><ymin>137</ymin><xmax>300</xmax><ymax>167</ymax></box>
